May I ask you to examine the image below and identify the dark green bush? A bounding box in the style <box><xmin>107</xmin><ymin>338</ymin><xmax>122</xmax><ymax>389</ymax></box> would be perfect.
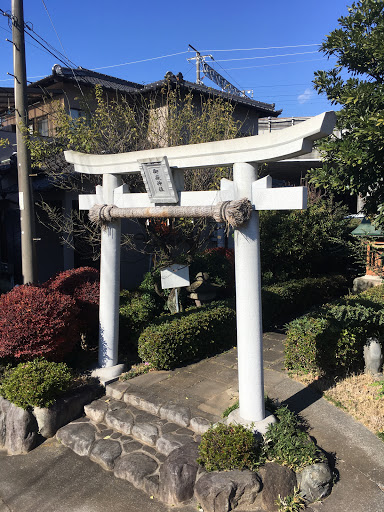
<box><xmin>284</xmin><ymin>316</ymin><xmax>331</xmax><ymax>374</ymax></box>
<box><xmin>119</xmin><ymin>270</ymin><xmax>165</xmax><ymax>339</ymax></box>
<box><xmin>120</xmin><ymin>290</ymin><xmax>161</xmax><ymax>330</ymax></box>
<box><xmin>262</xmin><ymin>406</ymin><xmax>324</xmax><ymax>471</ymax></box>
<box><xmin>197</xmin><ymin>423</ymin><xmax>261</xmax><ymax>471</ymax></box>
<box><xmin>262</xmin><ymin>275</ymin><xmax>348</xmax><ymax>329</ymax></box>
<box><xmin>0</xmin><ymin>358</ymin><xmax>73</xmax><ymax>409</ymax></box>
<box><xmin>138</xmin><ymin>301</ymin><xmax>236</xmax><ymax>369</ymax></box>
<box><xmin>260</xmin><ymin>195</ymin><xmax>365</xmax><ymax>282</ymax></box>
<box><xmin>285</xmin><ymin>284</ymin><xmax>384</xmax><ymax>375</ymax></box>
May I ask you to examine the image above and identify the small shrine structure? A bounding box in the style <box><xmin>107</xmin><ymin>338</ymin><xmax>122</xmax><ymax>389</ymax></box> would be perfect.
<box><xmin>352</xmin><ymin>217</ymin><xmax>384</xmax><ymax>291</ymax></box>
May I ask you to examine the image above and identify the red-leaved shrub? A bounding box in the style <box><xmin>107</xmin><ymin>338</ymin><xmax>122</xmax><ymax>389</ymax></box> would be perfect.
<box><xmin>0</xmin><ymin>285</ymin><xmax>80</xmax><ymax>361</ymax></box>
<box><xmin>43</xmin><ymin>267</ymin><xmax>100</xmax><ymax>344</ymax></box>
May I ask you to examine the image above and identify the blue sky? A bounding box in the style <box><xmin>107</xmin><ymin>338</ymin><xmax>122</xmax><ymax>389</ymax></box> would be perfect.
<box><xmin>0</xmin><ymin>0</ymin><xmax>351</xmax><ymax>117</ymax></box>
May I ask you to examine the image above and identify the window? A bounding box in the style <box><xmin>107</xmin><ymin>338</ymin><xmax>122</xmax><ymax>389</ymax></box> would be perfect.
<box><xmin>36</xmin><ymin>116</ymin><xmax>49</xmax><ymax>136</ymax></box>
<box><xmin>69</xmin><ymin>109</ymin><xmax>85</xmax><ymax>120</ymax></box>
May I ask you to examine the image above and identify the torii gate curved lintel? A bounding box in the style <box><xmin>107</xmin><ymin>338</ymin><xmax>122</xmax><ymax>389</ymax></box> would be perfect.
<box><xmin>64</xmin><ymin>111</ymin><xmax>336</xmax><ymax>175</ymax></box>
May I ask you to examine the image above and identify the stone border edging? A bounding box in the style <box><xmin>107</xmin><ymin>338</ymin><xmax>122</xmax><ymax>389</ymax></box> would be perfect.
<box><xmin>0</xmin><ymin>384</ymin><xmax>102</xmax><ymax>455</ymax></box>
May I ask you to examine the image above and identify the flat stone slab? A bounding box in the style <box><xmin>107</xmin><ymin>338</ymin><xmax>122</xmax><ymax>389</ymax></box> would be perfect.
<box><xmin>105</xmin><ymin>381</ymin><xmax>131</xmax><ymax>401</ymax></box>
<box><xmin>56</xmin><ymin>422</ymin><xmax>96</xmax><ymax>457</ymax></box>
<box><xmin>190</xmin><ymin>417</ymin><xmax>211</xmax><ymax>435</ymax></box>
<box><xmin>159</xmin><ymin>403</ymin><xmax>191</xmax><ymax>428</ymax></box>
<box><xmin>156</xmin><ymin>433</ymin><xmax>185</xmax><ymax>456</ymax></box>
<box><xmin>104</xmin><ymin>409</ymin><xmax>134</xmax><ymax>436</ymax></box>
<box><xmin>84</xmin><ymin>399</ymin><xmax>109</xmax><ymax>424</ymax></box>
<box><xmin>124</xmin><ymin>390</ymin><xmax>163</xmax><ymax>416</ymax></box>
<box><xmin>90</xmin><ymin>439</ymin><xmax>122</xmax><ymax>470</ymax></box>
<box><xmin>131</xmin><ymin>422</ymin><xmax>159</xmax><ymax>446</ymax></box>
<box><xmin>114</xmin><ymin>452</ymin><xmax>159</xmax><ymax>495</ymax></box>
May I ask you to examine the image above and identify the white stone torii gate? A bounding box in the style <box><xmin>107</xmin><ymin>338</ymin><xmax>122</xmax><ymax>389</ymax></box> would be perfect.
<box><xmin>64</xmin><ymin>111</ymin><xmax>336</xmax><ymax>431</ymax></box>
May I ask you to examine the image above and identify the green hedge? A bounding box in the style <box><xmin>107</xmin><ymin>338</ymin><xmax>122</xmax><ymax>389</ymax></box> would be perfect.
<box><xmin>285</xmin><ymin>284</ymin><xmax>384</xmax><ymax>375</ymax></box>
<box><xmin>262</xmin><ymin>275</ymin><xmax>348</xmax><ymax>329</ymax></box>
<box><xmin>0</xmin><ymin>358</ymin><xmax>73</xmax><ymax>409</ymax></box>
<box><xmin>138</xmin><ymin>301</ymin><xmax>236</xmax><ymax>370</ymax></box>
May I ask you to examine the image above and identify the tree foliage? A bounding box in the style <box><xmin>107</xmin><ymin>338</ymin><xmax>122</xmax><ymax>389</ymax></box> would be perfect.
<box><xmin>310</xmin><ymin>0</ymin><xmax>384</xmax><ymax>225</ymax></box>
<box><xmin>260</xmin><ymin>190</ymin><xmax>364</xmax><ymax>282</ymax></box>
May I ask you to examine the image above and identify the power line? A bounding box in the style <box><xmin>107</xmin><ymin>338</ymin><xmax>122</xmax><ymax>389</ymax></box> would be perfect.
<box><xmin>24</xmin><ymin>29</ymin><xmax>70</xmax><ymax>67</ymax></box>
<box><xmin>40</xmin><ymin>0</ymin><xmax>77</xmax><ymax>68</ymax></box>
<box><xmin>215</xmin><ymin>51</ymin><xmax>319</xmax><ymax>63</ymax></box>
<box><xmin>224</xmin><ymin>58</ymin><xmax>332</xmax><ymax>71</ymax></box>
<box><xmin>202</xmin><ymin>43</ymin><xmax>321</xmax><ymax>52</ymax></box>
<box><xmin>92</xmin><ymin>51</ymin><xmax>190</xmax><ymax>71</ymax></box>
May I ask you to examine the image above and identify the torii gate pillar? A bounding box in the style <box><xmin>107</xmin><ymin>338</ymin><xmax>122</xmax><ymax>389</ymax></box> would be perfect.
<box><xmin>233</xmin><ymin>162</ymin><xmax>265</xmax><ymax>423</ymax></box>
<box><xmin>98</xmin><ymin>174</ymin><xmax>122</xmax><ymax>369</ymax></box>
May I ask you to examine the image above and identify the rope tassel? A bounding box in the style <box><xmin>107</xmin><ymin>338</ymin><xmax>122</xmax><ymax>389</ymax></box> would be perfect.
<box><xmin>89</xmin><ymin>198</ymin><xmax>252</xmax><ymax>229</ymax></box>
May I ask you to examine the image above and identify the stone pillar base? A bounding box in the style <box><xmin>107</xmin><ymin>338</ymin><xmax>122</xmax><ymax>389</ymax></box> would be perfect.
<box><xmin>225</xmin><ymin>409</ymin><xmax>277</xmax><ymax>435</ymax></box>
<box><xmin>91</xmin><ymin>364</ymin><xmax>126</xmax><ymax>385</ymax></box>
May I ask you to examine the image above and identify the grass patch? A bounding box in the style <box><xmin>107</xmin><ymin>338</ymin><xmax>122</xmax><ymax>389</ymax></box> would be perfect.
<box><xmin>292</xmin><ymin>372</ymin><xmax>384</xmax><ymax>438</ymax></box>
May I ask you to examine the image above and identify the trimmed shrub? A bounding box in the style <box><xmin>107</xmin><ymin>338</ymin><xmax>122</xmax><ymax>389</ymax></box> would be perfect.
<box><xmin>138</xmin><ymin>301</ymin><xmax>236</xmax><ymax>369</ymax></box>
<box><xmin>262</xmin><ymin>406</ymin><xmax>324</xmax><ymax>471</ymax></box>
<box><xmin>43</xmin><ymin>267</ymin><xmax>100</xmax><ymax>345</ymax></box>
<box><xmin>0</xmin><ymin>285</ymin><xmax>80</xmax><ymax>361</ymax></box>
<box><xmin>262</xmin><ymin>275</ymin><xmax>348</xmax><ymax>329</ymax></box>
<box><xmin>197</xmin><ymin>423</ymin><xmax>260</xmax><ymax>471</ymax></box>
<box><xmin>0</xmin><ymin>358</ymin><xmax>73</xmax><ymax>409</ymax></box>
<box><xmin>43</xmin><ymin>266</ymin><xmax>99</xmax><ymax>298</ymax></box>
<box><xmin>198</xmin><ymin>405</ymin><xmax>323</xmax><ymax>473</ymax></box>
<box><xmin>197</xmin><ymin>423</ymin><xmax>261</xmax><ymax>471</ymax></box>
<box><xmin>284</xmin><ymin>316</ymin><xmax>331</xmax><ymax>374</ymax></box>
<box><xmin>284</xmin><ymin>284</ymin><xmax>384</xmax><ymax>375</ymax></box>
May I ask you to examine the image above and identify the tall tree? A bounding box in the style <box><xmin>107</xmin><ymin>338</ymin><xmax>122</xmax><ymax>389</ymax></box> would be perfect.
<box><xmin>310</xmin><ymin>0</ymin><xmax>384</xmax><ymax>225</ymax></box>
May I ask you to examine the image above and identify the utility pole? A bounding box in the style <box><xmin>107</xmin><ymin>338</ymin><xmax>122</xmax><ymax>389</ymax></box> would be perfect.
<box><xmin>188</xmin><ymin>44</ymin><xmax>209</xmax><ymax>84</ymax></box>
<box><xmin>188</xmin><ymin>44</ymin><xmax>248</xmax><ymax>98</ymax></box>
<box><xmin>11</xmin><ymin>0</ymin><xmax>37</xmax><ymax>283</ymax></box>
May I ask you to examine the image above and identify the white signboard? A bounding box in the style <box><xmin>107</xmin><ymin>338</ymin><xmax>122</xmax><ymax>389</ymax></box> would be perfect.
<box><xmin>139</xmin><ymin>156</ymin><xmax>179</xmax><ymax>204</ymax></box>
<box><xmin>160</xmin><ymin>264</ymin><xmax>190</xmax><ymax>289</ymax></box>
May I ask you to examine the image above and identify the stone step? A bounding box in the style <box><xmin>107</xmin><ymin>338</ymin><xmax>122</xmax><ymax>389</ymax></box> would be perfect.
<box><xmin>105</xmin><ymin>380</ymin><xmax>212</xmax><ymax>434</ymax></box>
<box><xmin>84</xmin><ymin>397</ymin><xmax>201</xmax><ymax>455</ymax></box>
<box><xmin>56</xmin><ymin>394</ymin><xmax>206</xmax><ymax>503</ymax></box>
